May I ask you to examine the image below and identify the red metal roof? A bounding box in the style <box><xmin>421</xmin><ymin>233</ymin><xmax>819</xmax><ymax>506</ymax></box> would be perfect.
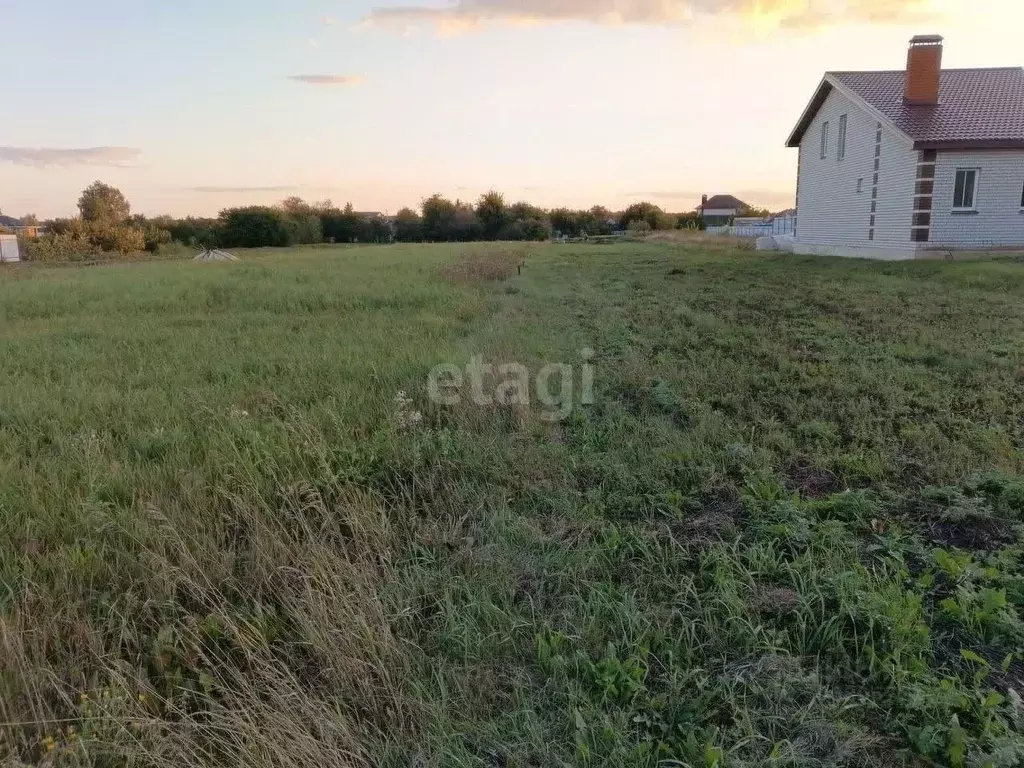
<box><xmin>788</xmin><ymin>67</ymin><xmax>1024</xmax><ymax>149</ymax></box>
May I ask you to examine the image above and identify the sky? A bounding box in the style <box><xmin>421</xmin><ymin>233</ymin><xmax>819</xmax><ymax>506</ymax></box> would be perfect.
<box><xmin>1</xmin><ymin>0</ymin><xmax>1022</xmax><ymax>219</ymax></box>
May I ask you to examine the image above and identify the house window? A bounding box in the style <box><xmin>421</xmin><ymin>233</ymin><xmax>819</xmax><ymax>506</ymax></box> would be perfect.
<box><xmin>857</xmin><ymin>178</ymin><xmax>864</xmax><ymax>193</ymax></box>
<box><xmin>820</xmin><ymin>121</ymin><xmax>829</xmax><ymax>159</ymax></box>
<box><xmin>837</xmin><ymin>115</ymin><xmax>848</xmax><ymax>160</ymax></box>
<box><xmin>1020</xmin><ymin>181</ymin><xmax>1024</xmax><ymax>209</ymax></box>
<box><xmin>953</xmin><ymin>169</ymin><xmax>979</xmax><ymax>210</ymax></box>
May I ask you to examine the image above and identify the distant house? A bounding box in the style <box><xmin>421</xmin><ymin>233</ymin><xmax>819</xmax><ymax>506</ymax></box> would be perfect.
<box><xmin>698</xmin><ymin>195</ymin><xmax>749</xmax><ymax>226</ymax></box>
<box><xmin>0</xmin><ymin>215</ymin><xmax>42</xmax><ymax>238</ymax></box>
<box><xmin>787</xmin><ymin>35</ymin><xmax>1024</xmax><ymax>259</ymax></box>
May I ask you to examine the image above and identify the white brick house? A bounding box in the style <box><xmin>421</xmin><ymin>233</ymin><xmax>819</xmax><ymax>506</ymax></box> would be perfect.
<box><xmin>786</xmin><ymin>36</ymin><xmax>1024</xmax><ymax>259</ymax></box>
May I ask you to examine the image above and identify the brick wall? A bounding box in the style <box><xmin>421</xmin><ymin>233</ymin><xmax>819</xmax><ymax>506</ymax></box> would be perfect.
<box><xmin>929</xmin><ymin>151</ymin><xmax>1024</xmax><ymax>249</ymax></box>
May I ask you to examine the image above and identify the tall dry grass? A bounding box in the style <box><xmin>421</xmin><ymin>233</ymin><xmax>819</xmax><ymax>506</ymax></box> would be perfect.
<box><xmin>643</xmin><ymin>229</ymin><xmax>755</xmax><ymax>251</ymax></box>
<box><xmin>439</xmin><ymin>245</ymin><xmax>530</xmax><ymax>283</ymax></box>
<box><xmin>1</xmin><ymin>478</ymin><xmax>418</xmax><ymax>767</ymax></box>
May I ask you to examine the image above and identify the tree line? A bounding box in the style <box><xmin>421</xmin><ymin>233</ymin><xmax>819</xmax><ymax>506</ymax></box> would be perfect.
<box><xmin>17</xmin><ymin>181</ymin><xmax>772</xmax><ymax>260</ymax></box>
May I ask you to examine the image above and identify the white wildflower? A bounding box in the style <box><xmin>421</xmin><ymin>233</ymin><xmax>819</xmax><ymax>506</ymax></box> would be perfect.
<box><xmin>394</xmin><ymin>390</ymin><xmax>423</xmax><ymax>432</ymax></box>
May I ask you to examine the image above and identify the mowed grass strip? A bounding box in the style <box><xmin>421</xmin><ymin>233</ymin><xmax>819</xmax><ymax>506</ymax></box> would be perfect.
<box><xmin>1</xmin><ymin>242</ymin><xmax>1024</xmax><ymax>767</ymax></box>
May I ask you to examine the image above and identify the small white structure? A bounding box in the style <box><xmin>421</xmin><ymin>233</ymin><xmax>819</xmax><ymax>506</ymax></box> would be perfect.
<box><xmin>193</xmin><ymin>249</ymin><xmax>239</xmax><ymax>262</ymax></box>
<box><xmin>787</xmin><ymin>35</ymin><xmax>1024</xmax><ymax>260</ymax></box>
<box><xmin>0</xmin><ymin>235</ymin><xmax>21</xmax><ymax>263</ymax></box>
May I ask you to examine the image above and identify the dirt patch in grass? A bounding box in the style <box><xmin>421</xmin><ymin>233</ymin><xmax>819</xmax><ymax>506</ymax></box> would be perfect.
<box><xmin>923</xmin><ymin>515</ymin><xmax>1019</xmax><ymax>552</ymax></box>
<box><xmin>786</xmin><ymin>457</ymin><xmax>841</xmax><ymax>499</ymax></box>
<box><xmin>907</xmin><ymin>488</ymin><xmax>1022</xmax><ymax>552</ymax></box>
<box><xmin>672</xmin><ymin>491</ymin><xmax>743</xmax><ymax>546</ymax></box>
<box><xmin>440</xmin><ymin>247</ymin><xmax>527</xmax><ymax>283</ymax></box>
<box><xmin>750</xmin><ymin>585</ymin><xmax>801</xmax><ymax>616</ymax></box>
<box><xmin>933</xmin><ymin>629</ymin><xmax>1024</xmax><ymax>694</ymax></box>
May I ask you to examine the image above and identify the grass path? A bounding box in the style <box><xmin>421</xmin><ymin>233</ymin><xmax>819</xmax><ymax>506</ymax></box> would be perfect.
<box><xmin>2</xmin><ymin>243</ymin><xmax>1024</xmax><ymax>766</ymax></box>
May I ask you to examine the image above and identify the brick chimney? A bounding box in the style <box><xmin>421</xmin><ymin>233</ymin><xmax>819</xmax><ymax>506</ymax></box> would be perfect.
<box><xmin>904</xmin><ymin>34</ymin><xmax>943</xmax><ymax>105</ymax></box>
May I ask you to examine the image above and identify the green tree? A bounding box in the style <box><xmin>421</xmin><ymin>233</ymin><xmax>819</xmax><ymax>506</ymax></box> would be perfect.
<box><xmin>219</xmin><ymin>206</ymin><xmax>300</xmax><ymax>248</ymax></box>
<box><xmin>421</xmin><ymin>195</ymin><xmax>458</xmax><ymax>242</ymax></box>
<box><xmin>280</xmin><ymin>196</ymin><xmax>312</xmax><ymax>216</ymax></box>
<box><xmin>499</xmin><ymin>217</ymin><xmax>551</xmax><ymax>241</ymax></box>
<box><xmin>509</xmin><ymin>201</ymin><xmax>545</xmax><ymax>222</ymax></box>
<box><xmin>166</xmin><ymin>217</ymin><xmax>222</xmax><ymax>248</ymax></box>
<box><xmin>549</xmin><ymin>208</ymin><xmax>579</xmax><ymax>237</ymax></box>
<box><xmin>364</xmin><ymin>215</ymin><xmax>393</xmax><ymax>244</ymax></box>
<box><xmin>588</xmin><ymin>206</ymin><xmax>615</xmax><ymax>234</ymax></box>
<box><xmin>677</xmin><ymin>212</ymin><xmax>705</xmax><ymax>230</ymax></box>
<box><xmin>393</xmin><ymin>208</ymin><xmax>424</xmax><ymax>242</ymax></box>
<box><xmin>78</xmin><ymin>181</ymin><xmax>130</xmax><ymax>226</ymax></box>
<box><xmin>320</xmin><ymin>202</ymin><xmax>365</xmax><ymax>243</ymax></box>
<box><xmin>127</xmin><ymin>214</ymin><xmax>173</xmax><ymax>253</ymax></box>
<box><xmin>91</xmin><ymin>225</ymin><xmax>146</xmax><ymax>253</ymax></box>
<box><xmin>451</xmin><ymin>202</ymin><xmax>483</xmax><ymax>242</ymax></box>
<box><xmin>655</xmin><ymin>212</ymin><xmax>678</xmax><ymax>231</ymax></box>
<box><xmin>620</xmin><ymin>202</ymin><xmax>663</xmax><ymax>231</ymax></box>
<box><xmin>476</xmin><ymin>190</ymin><xmax>509</xmax><ymax>240</ymax></box>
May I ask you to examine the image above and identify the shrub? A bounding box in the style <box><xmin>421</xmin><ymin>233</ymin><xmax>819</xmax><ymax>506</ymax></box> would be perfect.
<box><xmin>129</xmin><ymin>219</ymin><xmax>173</xmax><ymax>253</ymax></box>
<box><xmin>290</xmin><ymin>212</ymin><xmax>323</xmax><ymax>246</ymax></box>
<box><xmin>678</xmin><ymin>212</ymin><xmax>706</xmax><ymax>231</ymax></box>
<box><xmin>219</xmin><ymin>207</ymin><xmax>300</xmax><ymax>248</ymax></box>
<box><xmin>620</xmin><ymin>201</ymin><xmax>663</xmax><ymax>230</ymax></box>
<box><xmin>22</xmin><ymin>219</ymin><xmax>151</xmax><ymax>261</ymax></box>
<box><xmin>167</xmin><ymin>217</ymin><xmax>222</xmax><ymax>248</ymax></box>
<box><xmin>520</xmin><ymin>218</ymin><xmax>552</xmax><ymax>241</ymax></box>
<box><xmin>496</xmin><ymin>220</ymin><xmax>527</xmax><ymax>241</ymax></box>
<box><xmin>655</xmin><ymin>212</ymin><xmax>679</xmax><ymax>231</ymax></box>
<box><xmin>393</xmin><ymin>208</ymin><xmax>424</xmax><ymax>242</ymax></box>
<box><xmin>23</xmin><ymin>233</ymin><xmax>97</xmax><ymax>262</ymax></box>
<box><xmin>90</xmin><ymin>225</ymin><xmax>147</xmax><ymax>254</ymax></box>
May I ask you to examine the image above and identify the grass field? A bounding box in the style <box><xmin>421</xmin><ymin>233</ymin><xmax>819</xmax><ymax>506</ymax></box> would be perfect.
<box><xmin>2</xmin><ymin>241</ymin><xmax>1024</xmax><ymax>767</ymax></box>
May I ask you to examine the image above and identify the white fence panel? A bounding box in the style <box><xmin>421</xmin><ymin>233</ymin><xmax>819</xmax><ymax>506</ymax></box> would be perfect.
<box><xmin>706</xmin><ymin>217</ymin><xmax>795</xmax><ymax>239</ymax></box>
<box><xmin>0</xmin><ymin>235</ymin><xmax>21</xmax><ymax>263</ymax></box>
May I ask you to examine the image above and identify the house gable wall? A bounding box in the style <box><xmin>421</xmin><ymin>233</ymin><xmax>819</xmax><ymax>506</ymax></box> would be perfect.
<box><xmin>796</xmin><ymin>88</ymin><xmax>917</xmax><ymax>250</ymax></box>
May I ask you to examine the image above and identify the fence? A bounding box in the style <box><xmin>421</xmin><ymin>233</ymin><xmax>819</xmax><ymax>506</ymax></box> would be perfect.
<box><xmin>706</xmin><ymin>216</ymin><xmax>795</xmax><ymax>238</ymax></box>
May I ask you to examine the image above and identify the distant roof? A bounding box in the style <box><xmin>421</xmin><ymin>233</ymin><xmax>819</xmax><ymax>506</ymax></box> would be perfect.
<box><xmin>701</xmin><ymin>195</ymin><xmax>748</xmax><ymax>210</ymax></box>
<box><xmin>788</xmin><ymin>67</ymin><xmax>1024</xmax><ymax>149</ymax></box>
<box><xmin>0</xmin><ymin>215</ymin><xmax>21</xmax><ymax>227</ymax></box>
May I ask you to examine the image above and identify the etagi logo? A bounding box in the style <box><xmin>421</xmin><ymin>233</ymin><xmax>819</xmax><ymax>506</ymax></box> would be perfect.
<box><xmin>427</xmin><ymin>349</ymin><xmax>595</xmax><ymax>421</ymax></box>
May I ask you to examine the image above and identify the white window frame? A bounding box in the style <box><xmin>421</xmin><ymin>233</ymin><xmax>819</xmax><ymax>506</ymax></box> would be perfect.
<box><xmin>953</xmin><ymin>168</ymin><xmax>979</xmax><ymax>212</ymax></box>
<box><xmin>837</xmin><ymin>114</ymin><xmax>848</xmax><ymax>161</ymax></box>
<box><xmin>820</xmin><ymin>121</ymin><xmax>829</xmax><ymax>159</ymax></box>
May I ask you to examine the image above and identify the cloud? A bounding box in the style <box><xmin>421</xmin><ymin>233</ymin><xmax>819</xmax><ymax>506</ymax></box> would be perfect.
<box><xmin>192</xmin><ymin>185</ymin><xmax>299</xmax><ymax>193</ymax></box>
<box><xmin>361</xmin><ymin>0</ymin><xmax>937</xmax><ymax>32</ymax></box>
<box><xmin>0</xmin><ymin>146</ymin><xmax>142</xmax><ymax>168</ymax></box>
<box><xmin>287</xmin><ymin>74</ymin><xmax>363</xmax><ymax>86</ymax></box>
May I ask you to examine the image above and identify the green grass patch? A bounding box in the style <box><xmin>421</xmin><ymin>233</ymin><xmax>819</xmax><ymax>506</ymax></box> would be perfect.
<box><xmin>2</xmin><ymin>243</ymin><xmax>1024</xmax><ymax>767</ymax></box>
